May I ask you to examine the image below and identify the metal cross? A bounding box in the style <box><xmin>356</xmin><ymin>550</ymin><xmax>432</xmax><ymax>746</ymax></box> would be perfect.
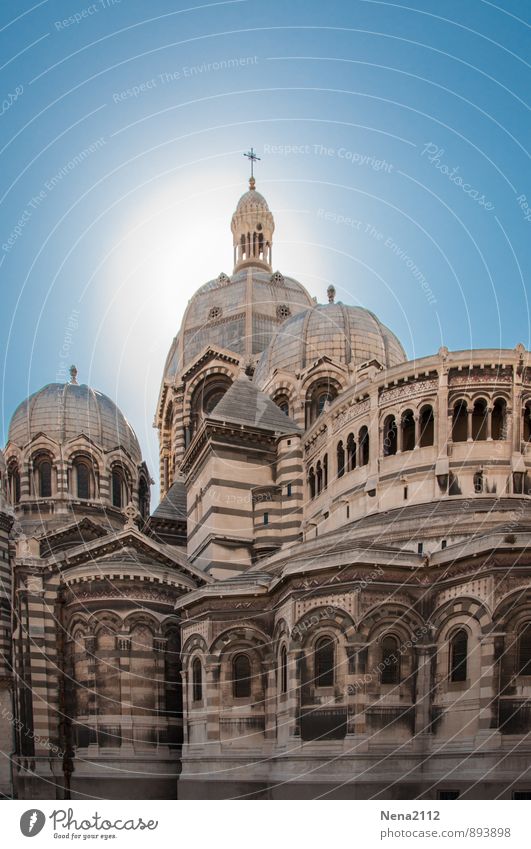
<box><xmin>243</xmin><ymin>147</ymin><xmax>261</xmax><ymax>179</ymax></box>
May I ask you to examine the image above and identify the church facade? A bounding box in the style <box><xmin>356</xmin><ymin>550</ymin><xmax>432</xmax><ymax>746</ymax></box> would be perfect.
<box><xmin>1</xmin><ymin>177</ymin><xmax>530</xmax><ymax>799</ymax></box>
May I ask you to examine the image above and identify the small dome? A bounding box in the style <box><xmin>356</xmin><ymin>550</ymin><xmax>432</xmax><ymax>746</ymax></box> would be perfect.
<box><xmin>8</xmin><ymin>382</ymin><xmax>141</xmax><ymax>462</ymax></box>
<box><xmin>254</xmin><ymin>302</ymin><xmax>406</xmax><ymax>387</ymax></box>
<box><xmin>162</xmin><ymin>268</ymin><xmax>314</xmax><ymax>379</ymax></box>
<box><xmin>235</xmin><ymin>187</ymin><xmax>270</xmax><ymax>213</ymax></box>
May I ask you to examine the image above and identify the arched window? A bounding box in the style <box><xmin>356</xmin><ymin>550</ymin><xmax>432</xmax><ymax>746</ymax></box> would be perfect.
<box><xmin>203</xmin><ymin>388</ymin><xmax>226</xmax><ymax>414</ymax></box>
<box><xmin>36</xmin><ymin>458</ymin><xmax>52</xmax><ymax>498</ymax></box>
<box><xmin>347</xmin><ymin>433</ymin><xmax>356</xmax><ymax>471</ymax></box>
<box><xmin>452</xmin><ymin>400</ymin><xmax>468</xmax><ymax>442</ymax></box>
<box><xmin>359</xmin><ymin>426</ymin><xmax>369</xmax><ymax>466</ymax></box>
<box><xmin>315</xmin><ymin>636</ymin><xmax>335</xmax><ymax>687</ymax></box>
<box><xmin>517</xmin><ymin>623</ymin><xmax>531</xmax><ymax>676</ymax></box>
<box><xmin>473</xmin><ymin>470</ymin><xmax>483</xmax><ymax>493</ymax></box>
<box><xmin>383</xmin><ymin>415</ymin><xmax>397</xmax><ymax>456</ymax></box>
<box><xmin>337</xmin><ymin>441</ymin><xmax>345</xmax><ymax>478</ymax></box>
<box><xmin>138</xmin><ymin>477</ymin><xmax>150</xmax><ymax>521</ymax></box>
<box><xmin>380</xmin><ymin>635</ymin><xmax>400</xmax><ymax>684</ymax></box>
<box><xmin>306</xmin><ymin>381</ymin><xmax>338</xmax><ymax>427</ymax></box>
<box><xmin>112</xmin><ymin>469</ymin><xmax>126</xmax><ymax>508</ymax></box>
<box><xmin>492</xmin><ymin>398</ymin><xmax>507</xmax><ymax>440</ymax></box>
<box><xmin>308</xmin><ymin>467</ymin><xmax>316</xmax><ymax>499</ymax></box>
<box><xmin>449</xmin><ymin>629</ymin><xmax>468</xmax><ymax>682</ymax></box>
<box><xmin>280</xmin><ymin>645</ymin><xmax>288</xmax><ymax>694</ymax></box>
<box><xmin>419</xmin><ymin>405</ymin><xmax>434</xmax><ymax>447</ymax></box>
<box><xmin>233</xmin><ymin>653</ymin><xmax>251</xmax><ymax>699</ymax></box>
<box><xmin>274</xmin><ymin>393</ymin><xmax>290</xmax><ymax>416</ymax></box>
<box><xmin>192</xmin><ymin>658</ymin><xmax>203</xmax><ymax>702</ymax></box>
<box><xmin>401</xmin><ymin>410</ymin><xmax>415</xmax><ymax>452</ymax></box>
<box><xmin>316</xmin><ymin>461</ymin><xmax>323</xmax><ymax>495</ymax></box>
<box><xmin>73</xmin><ymin>459</ymin><xmax>92</xmax><ymax>500</ymax></box>
<box><xmin>8</xmin><ymin>463</ymin><xmax>20</xmax><ymax>505</ymax></box>
<box><xmin>472</xmin><ymin>399</ymin><xmax>488</xmax><ymax>441</ymax></box>
<box><xmin>523</xmin><ymin>403</ymin><xmax>531</xmax><ymax>442</ymax></box>
<box><xmin>323</xmin><ymin>454</ymin><xmax>328</xmax><ymax>489</ymax></box>
<box><xmin>190</xmin><ymin>374</ymin><xmax>232</xmax><ymax>437</ymax></box>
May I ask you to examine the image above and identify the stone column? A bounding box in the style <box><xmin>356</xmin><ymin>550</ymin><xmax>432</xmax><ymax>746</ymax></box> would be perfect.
<box><xmin>397</xmin><ymin>419</ymin><xmax>403</xmax><ymax>454</ymax></box>
<box><xmin>205</xmin><ymin>658</ymin><xmax>221</xmax><ymax>744</ymax></box>
<box><xmin>413</xmin><ymin>645</ymin><xmax>434</xmax><ymax>743</ymax></box>
<box><xmin>475</xmin><ymin>629</ymin><xmax>502</xmax><ymax>746</ymax></box>
<box><xmin>467</xmin><ymin>408</ymin><xmax>473</xmax><ymax>441</ymax></box>
<box><xmin>118</xmin><ymin>636</ymin><xmax>132</xmax><ymax>751</ymax></box>
<box><xmin>286</xmin><ymin>646</ymin><xmax>301</xmax><ymax>741</ymax></box>
<box><xmin>263</xmin><ymin>660</ymin><xmax>276</xmax><ymax>741</ymax></box>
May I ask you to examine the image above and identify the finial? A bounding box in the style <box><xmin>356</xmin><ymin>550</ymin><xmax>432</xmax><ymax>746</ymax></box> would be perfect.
<box><xmin>243</xmin><ymin>147</ymin><xmax>260</xmax><ymax>187</ymax></box>
<box><xmin>69</xmin><ymin>365</ymin><xmax>78</xmax><ymax>384</ymax></box>
<box><xmin>124</xmin><ymin>501</ymin><xmax>139</xmax><ymax>529</ymax></box>
<box><xmin>327</xmin><ymin>285</ymin><xmax>336</xmax><ymax>304</ymax></box>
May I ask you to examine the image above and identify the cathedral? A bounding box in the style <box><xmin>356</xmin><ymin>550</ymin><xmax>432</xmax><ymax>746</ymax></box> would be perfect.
<box><xmin>1</xmin><ymin>174</ymin><xmax>531</xmax><ymax>800</ymax></box>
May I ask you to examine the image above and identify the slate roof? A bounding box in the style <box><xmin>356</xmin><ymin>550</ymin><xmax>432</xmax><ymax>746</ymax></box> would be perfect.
<box><xmin>209</xmin><ymin>372</ymin><xmax>301</xmax><ymax>435</ymax></box>
<box><xmin>151</xmin><ymin>479</ymin><xmax>187</xmax><ymax>522</ymax></box>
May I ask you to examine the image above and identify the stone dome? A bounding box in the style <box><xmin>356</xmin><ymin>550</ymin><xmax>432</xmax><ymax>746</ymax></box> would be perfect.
<box><xmin>235</xmin><ymin>187</ymin><xmax>270</xmax><ymax>212</ymax></box>
<box><xmin>8</xmin><ymin>381</ymin><xmax>142</xmax><ymax>462</ymax></box>
<box><xmin>162</xmin><ymin>267</ymin><xmax>314</xmax><ymax>379</ymax></box>
<box><xmin>254</xmin><ymin>302</ymin><xmax>406</xmax><ymax>387</ymax></box>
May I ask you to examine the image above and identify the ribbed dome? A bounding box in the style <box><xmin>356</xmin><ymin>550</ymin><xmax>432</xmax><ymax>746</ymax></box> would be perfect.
<box><xmin>235</xmin><ymin>187</ymin><xmax>270</xmax><ymax>212</ymax></box>
<box><xmin>162</xmin><ymin>268</ymin><xmax>314</xmax><ymax>379</ymax></box>
<box><xmin>254</xmin><ymin>302</ymin><xmax>406</xmax><ymax>387</ymax></box>
<box><xmin>8</xmin><ymin>382</ymin><xmax>141</xmax><ymax>462</ymax></box>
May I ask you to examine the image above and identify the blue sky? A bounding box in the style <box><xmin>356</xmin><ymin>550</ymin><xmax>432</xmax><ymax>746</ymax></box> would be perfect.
<box><xmin>1</xmin><ymin>0</ymin><xmax>530</xmax><ymax>499</ymax></box>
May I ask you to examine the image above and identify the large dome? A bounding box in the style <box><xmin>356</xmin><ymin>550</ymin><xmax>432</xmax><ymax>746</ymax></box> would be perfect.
<box><xmin>162</xmin><ymin>267</ymin><xmax>314</xmax><ymax>380</ymax></box>
<box><xmin>254</xmin><ymin>302</ymin><xmax>406</xmax><ymax>387</ymax></box>
<box><xmin>8</xmin><ymin>381</ymin><xmax>141</xmax><ymax>462</ymax></box>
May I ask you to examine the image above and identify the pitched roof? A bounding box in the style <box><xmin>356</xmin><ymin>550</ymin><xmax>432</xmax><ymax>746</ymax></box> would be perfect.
<box><xmin>209</xmin><ymin>372</ymin><xmax>301</xmax><ymax>435</ymax></box>
<box><xmin>151</xmin><ymin>479</ymin><xmax>187</xmax><ymax>522</ymax></box>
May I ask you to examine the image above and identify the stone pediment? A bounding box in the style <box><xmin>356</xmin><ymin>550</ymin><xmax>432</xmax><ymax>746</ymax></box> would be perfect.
<box><xmin>181</xmin><ymin>345</ymin><xmax>241</xmax><ymax>383</ymax></box>
<box><xmin>38</xmin><ymin>516</ymin><xmax>109</xmax><ymax>557</ymax></box>
<box><xmin>54</xmin><ymin>527</ymin><xmax>212</xmax><ymax>587</ymax></box>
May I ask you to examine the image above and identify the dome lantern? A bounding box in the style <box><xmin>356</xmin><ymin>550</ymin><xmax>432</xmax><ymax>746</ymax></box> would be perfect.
<box><xmin>231</xmin><ymin>177</ymin><xmax>274</xmax><ymax>273</ymax></box>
